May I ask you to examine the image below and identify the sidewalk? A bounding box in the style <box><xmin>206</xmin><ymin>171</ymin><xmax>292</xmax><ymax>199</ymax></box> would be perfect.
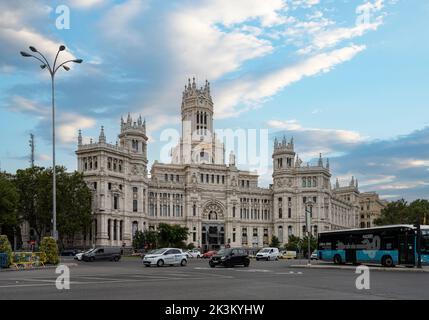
<box><xmin>289</xmin><ymin>263</ymin><xmax>429</xmax><ymax>273</ymax></box>
<box><xmin>0</xmin><ymin>262</ymin><xmax>78</xmax><ymax>272</ymax></box>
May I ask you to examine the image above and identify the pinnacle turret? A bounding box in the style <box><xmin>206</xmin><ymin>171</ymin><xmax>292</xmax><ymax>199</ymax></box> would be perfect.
<box><xmin>99</xmin><ymin>126</ymin><xmax>106</xmax><ymax>143</ymax></box>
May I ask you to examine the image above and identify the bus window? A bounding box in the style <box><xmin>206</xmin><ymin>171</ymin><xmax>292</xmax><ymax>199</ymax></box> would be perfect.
<box><xmin>422</xmin><ymin>231</ymin><xmax>429</xmax><ymax>254</ymax></box>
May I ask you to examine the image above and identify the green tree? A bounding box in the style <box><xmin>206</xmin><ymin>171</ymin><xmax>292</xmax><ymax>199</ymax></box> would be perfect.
<box><xmin>157</xmin><ymin>223</ymin><xmax>189</xmax><ymax>247</ymax></box>
<box><xmin>39</xmin><ymin>236</ymin><xmax>59</xmax><ymax>265</ymax></box>
<box><xmin>269</xmin><ymin>235</ymin><xmax>280</xmax><ymax>248</ymax></box>
<box><xmin>133</xmin><ymin>230</ymin><xmax>160</xmax><ymax>250</ymax></box>
<box><xmin>56</xmin><ymin>169</ymin><xmax>92</xmax><ymax>248</ymax></box>
<box><xmin>284</xmin><ymin>235</ymin><xmax>301</xmax><ymax>251</ymax></box>
<box><xmin>374</xmin><ymin>199</ymin><xmax>429</xmax><ymax>226</ymax></box>
<box><xmin>15</xmin><ymin>166</ymin><xmax>92</xmax><ymax>247</ymax></box>
<box><xmin>15</xmin><ymin>166</ymin><xmax>52</xmax><ymax>240</ymax></box>
<box><xmin>0</xmin><ymin>235</ymin><xmax>13</xmax><ymax>267</ymax></box>
<box><xmin>374</xmin><ymin>199</ymin><xmax>409</xmax><ymax>226</ymax></box>
<box><xmin>0</xmin><ymin>173</ymin><xmax>19</xmax><ymax>235</ymax></box>
<box><xmin>302</xmin><ymin>235</ymin><xmax>317</xmax><ymax>257</ymax></box>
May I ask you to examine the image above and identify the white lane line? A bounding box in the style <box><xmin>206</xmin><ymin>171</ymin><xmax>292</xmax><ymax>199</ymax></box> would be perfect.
<box><xmin>0</xmin><ymin>276</ymin><xmax>209</xmax><ymax>289</ymax></box>
<box><xmin>234</xmin><ymin>269</ymin><xmax>271</xmax><ymax>273</ymax></box>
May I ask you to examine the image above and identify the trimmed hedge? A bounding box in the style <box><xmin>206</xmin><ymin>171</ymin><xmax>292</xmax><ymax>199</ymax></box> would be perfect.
<box><xmin>0</xmin><ymin>235</ymin><xmax>12</xmax><ymax>267</ymax></box>
<box><xmin>39</xmin><ymin>237</ymin><xmax>59</xmax><ymax>265</ymax></box>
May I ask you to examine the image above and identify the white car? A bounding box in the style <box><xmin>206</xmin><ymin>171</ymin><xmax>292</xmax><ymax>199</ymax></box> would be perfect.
<box><xmin>74</xmin><ymin>249</ymin><xmax>95</xmax><ymax>261</ymax></box>
<box><xmin>186</xmin><ymin>249</ymin><xmax>202</xmax><ymax>258</ymax></box>
<box><xmin>311</xmin><ymin>251</ymin><xmax>319</xmax><ymax>260</ymax></box>
<box><xmin>256</xmin><ymin>247</ymin><xmax>280</xmax><ymax>261</ymax></box>
<box><xmin>142</xmin><ymin>248</ymin><xmax>188</xmax><ymax>267</ymax></box>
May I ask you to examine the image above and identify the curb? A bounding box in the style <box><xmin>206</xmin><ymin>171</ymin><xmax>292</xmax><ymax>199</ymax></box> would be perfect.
<box><xmin>0</xmin><ymin>263</ymin><xmax>78</xmax><ymax>273</ymax></box>
<box><xmin>289</xmin><ymin>264</ymin><xmax>429</xmax><ymax>273</ymax></box>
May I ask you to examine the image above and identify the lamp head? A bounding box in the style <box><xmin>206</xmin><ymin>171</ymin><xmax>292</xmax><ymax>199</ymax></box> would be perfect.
<box><xmin>59</xmin><ymin>45</ymin><xmax>66</xmax><ymax>51</ymax></box>
<box><xmin>29</xmin><ymin>46</ymin><xmax>38</xmax><ymax>52</ymax></box>
<box><xmin>20</xmin><ymin>51</ymin><xmax>32</xmax><ymax>57</ymax></box>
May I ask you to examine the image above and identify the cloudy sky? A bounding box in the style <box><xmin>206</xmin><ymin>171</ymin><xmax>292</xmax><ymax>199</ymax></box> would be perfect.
<box><xmin>0</xmin><ymin>0</ymin><xmax>428</xmax><ymax>201</ymax></box>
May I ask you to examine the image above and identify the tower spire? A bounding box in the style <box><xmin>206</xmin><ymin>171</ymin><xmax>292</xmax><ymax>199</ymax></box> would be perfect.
<box><xmin>99</xmin><ymin>126</ymin><xmax>106</xmax><ymax>143</ymax></box>
<box><xmin>318</xmin><ymin>153</ymin><xmax>323</xmax><ymax>167</ymax></box>
<box><xmin>78</xmin><ymin>130</ymin><xmax>82</xmax><ymax>146</ymax></box>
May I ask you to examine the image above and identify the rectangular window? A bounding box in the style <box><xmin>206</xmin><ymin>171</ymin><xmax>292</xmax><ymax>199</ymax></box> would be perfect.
<box><xmin>133</xmin><ymin>200</ymin><xmax>138</xmax><ymax>212</ymax></box>
<box><xmin>288</xmin><ymin>208</ymin><xmax>292</xmax><ymax>218</ymax></box>
<box><xmin>114</xmin><ymin>196</ymin><xmax>118</xmax><ymax>210</ymax></box>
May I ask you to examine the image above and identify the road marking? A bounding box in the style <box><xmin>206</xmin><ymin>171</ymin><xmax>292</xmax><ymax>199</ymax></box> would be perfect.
<box><xmin>275</xmin><ymin>271</ymin><xmax>303</xmax><ymax>275</ymax></box>
<box><xmin>235</xmin><ymin>269</ymin><xmax>271</xmax><ymax>273</ymax></box>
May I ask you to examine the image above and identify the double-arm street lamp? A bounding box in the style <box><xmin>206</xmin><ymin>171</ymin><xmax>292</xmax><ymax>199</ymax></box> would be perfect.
<box><xmin>20</xmin><ymin>45</ymin><xmax>82</xmax><ymax>241</ymax></box>
<box><xmin>305</xmin><ymin>198</ymin><xmax>314</xmax><ymax>266</ymax></box>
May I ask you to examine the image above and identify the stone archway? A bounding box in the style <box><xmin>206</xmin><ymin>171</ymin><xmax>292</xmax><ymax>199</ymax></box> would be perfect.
<box><xmin>201</xmin><ymin>201</ymin><xmax>225</xmax><ymax>251</ymax></box>
<box><xmin>202</xmin><ymin>201</ymin><xmax>224</xmax><ymax>220</ymax></box>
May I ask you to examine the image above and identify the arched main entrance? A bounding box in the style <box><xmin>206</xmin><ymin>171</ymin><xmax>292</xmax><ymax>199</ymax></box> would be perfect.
<box><xmin>201</xmin><ymin>201</ymin><xmax>225</xmax><ymax>252</ymax></box>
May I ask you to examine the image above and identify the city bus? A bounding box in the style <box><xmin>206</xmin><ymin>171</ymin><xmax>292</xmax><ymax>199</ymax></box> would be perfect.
<box><xmin>317</xmin><ymin>225</ymin><xmax>429</xmax><ymax>267</ymax></box>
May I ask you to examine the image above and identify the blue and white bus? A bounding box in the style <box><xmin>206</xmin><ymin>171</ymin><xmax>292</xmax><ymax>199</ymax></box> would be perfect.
<box><xmin>317</xmin><ymin>225</ymin><xmax>429</xmax><ymax>267</ymax></box>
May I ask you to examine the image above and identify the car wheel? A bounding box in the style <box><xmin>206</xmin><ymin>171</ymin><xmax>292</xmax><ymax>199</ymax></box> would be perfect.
<box><xmin>333</xmin><ymin>254</ymin><xmax>342</xmax><ymax>265</ymax></box>
<box><xmin>157</xmin><ymin>259</ymin><xmax>164</xmax><ymax>267</ymax></box>
<box><xmin>90</xmin><ymin>257</ymin><xmax>95</xmax><ymax>262</ymax></box>
<box><xmin>244</xmin><ymin>261</ymin><xmax>250</xmax><ymax>267</ymax></box>
<box><xmin>144</xmin><ymin>264</ymin><xmax>150</xmax><ymax>267</ymax></box>
<box><xmin>256</xmin><ymin>258</ymin><xmax>259</xmax><ymax>261</ymax></box>
<box><xmin>113</xmin><ymin>256</ymin><xmax>120</xmax><ymax>262</ymax></box>
<box><xmin>209</xmin><ymin>261</ymin><xmax>215</xmax><ymax>268</ymax></box>
<box><xmin>382</xmin><ymin>256</ymin><xmax>394</xmax><ymax>268</ymax></box>
<box><xmin>180</xmin><ymin>259</ymin><xmax>187</xmax><ymax>267</ymax></box>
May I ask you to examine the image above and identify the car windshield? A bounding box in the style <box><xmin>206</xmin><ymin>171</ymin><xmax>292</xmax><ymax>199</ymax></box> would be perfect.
<box><xmin>217</xmin><ymin>249</ymin><xmax>232</xmax><ymax>256</ymax></box>
<box><xmin>260</xmin><ymin>249</ymin><xmax>271</xmax><ymax>253</ymax></box>
<box><xmin>151</xmin><ymin>248</ymin><xmax>168</xmax><ymax>255</ymax></box>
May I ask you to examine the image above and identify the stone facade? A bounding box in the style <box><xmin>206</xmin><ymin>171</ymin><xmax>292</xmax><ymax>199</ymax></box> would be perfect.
<box><xmin>358</xmin><ymin>192</ymin><xmax>387</xmax><ymax>228</ymax></box>
<box><xmin>75</xmin><ymin>79</ymin><xmax>379</xmax><ymax>250</ymax></box>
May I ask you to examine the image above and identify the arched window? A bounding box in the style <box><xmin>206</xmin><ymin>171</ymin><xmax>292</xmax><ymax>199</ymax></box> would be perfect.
<box><xmin>132</xmin><ymin>221</ymin><xmax>139</xmax><ymax>237</ymax></box>
<box><xmin>278</xmin><ymin>226</ymin><xmax>283</xmax><ymax>243</ymax></box>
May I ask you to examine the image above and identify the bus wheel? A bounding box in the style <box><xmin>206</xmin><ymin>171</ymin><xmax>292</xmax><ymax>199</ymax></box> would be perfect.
<box><xmin>382</xmin><ymin>256</ymin><xmax>394</xmax><ymax>268</ymax></box>
<box><xmin>333</xmin><ymin>254</ymin><xmax>342</xmax><ymax>265</ymax></box>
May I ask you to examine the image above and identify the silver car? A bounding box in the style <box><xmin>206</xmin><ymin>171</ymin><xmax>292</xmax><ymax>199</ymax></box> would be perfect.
<box><xmin>142</xmin><ymin>248</ymin><xmax>188</xmax><ymax>267</ymax></box>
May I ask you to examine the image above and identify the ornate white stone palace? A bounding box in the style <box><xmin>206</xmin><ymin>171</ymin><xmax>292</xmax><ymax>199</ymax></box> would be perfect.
<box><xmin>76</xmin><ymin>78</ymin><xmax>374</xmax><ymax>250</ymax></box>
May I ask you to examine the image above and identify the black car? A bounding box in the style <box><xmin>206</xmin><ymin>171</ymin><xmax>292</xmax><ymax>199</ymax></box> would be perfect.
<box><xmin>209</xmin><ymin>248</ymin><xmax>250</xmax><ymax>268</ymax></box>
<box><xmin>60</xmin><ymin>249</ymin><xmax>78</xmax><ymax>256</ymax></box>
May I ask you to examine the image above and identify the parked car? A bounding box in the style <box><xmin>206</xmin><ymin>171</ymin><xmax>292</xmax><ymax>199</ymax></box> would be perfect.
<box><xmin>74</xmin><ymin>249</ymin><xmax>95</xmax><ymax>261</ymax></box>
<box><xmin>279</xmin><ymin>251</ymin><xmax>297</xmax><ymax>260</ymax></box>
<box><xmin>202</xmin><ymin>250</ymin><xmax>217</xmax><ymax>259</ymax></box>
<box><xmin>82</xmin><ymin>247</ymin><xmax>121</xmax><ymax>262</ymax></box>
<box><xmin>142</xmin><ymin>248</ymin><xmax>187</xmax><ymax>267</ymax></box>
<box><xmin>61</xmin><ymin>249</ymin><xmax>78</xmax><ymax>257</ymax></box>
<box><xmin>209</xmin><ymin>248</ymin><xmax>250</xmax><ymax>268</ymax></box>
<box><xmin>186</xmin><ymin>249</ymin><xmax>202</xmax><ymax>258</ymax></box>
<box><xmin>311</xmin><ymin>250</ymin><xmax>319</xmax><ymax>260</ymax></box>
<box><xmin>256</xmin><ymin>247</ymin><xmax>280</xmax><ymax>261</ymax></box>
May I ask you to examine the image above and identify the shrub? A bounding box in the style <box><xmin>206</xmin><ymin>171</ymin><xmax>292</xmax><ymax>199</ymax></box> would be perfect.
<box><xmin>39</xmin><ymin>237</ymin><xmax>59</xmax><ymax>265</ymax></box>
<box><xmin>0</xmin><ymin>235</ymin><xmax>12</xmax><ymax>267</ymax></box>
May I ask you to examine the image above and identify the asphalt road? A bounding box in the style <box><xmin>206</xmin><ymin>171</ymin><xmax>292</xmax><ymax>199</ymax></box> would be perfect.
<box><xmin>0</xmin><ymin>257</ymin><xmax>428</xmax><ymax>300</ymax></box>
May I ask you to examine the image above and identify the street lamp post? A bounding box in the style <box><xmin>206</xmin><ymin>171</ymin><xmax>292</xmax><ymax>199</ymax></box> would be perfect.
<box><xmin>305</xmin><ymin>198</ymin><xmax>314</xmax><ymax>266</ymax></box>
<box><xmin>20</xmin><ymin>46</ymin><xmax>82</xmax><ymax>241</ymax></box>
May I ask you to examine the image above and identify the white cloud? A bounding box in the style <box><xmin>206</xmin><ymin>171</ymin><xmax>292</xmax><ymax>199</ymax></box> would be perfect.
<box><xmin>267</xmin><ymin>118</ymin><xmax>365</xmax><ymax>160</ymax></box>
<box><xmin>216</xmin><ymin>45</ymin><xmax>366</xmax><ymax>118</ymax></box>
<box><xmin>7</xmin><ymin>96</ymin><xmax>95</xmax><ymax>144</ymax></box>
<box><xmin>100</xmin><ymin>0</ymin><xmax>149</xmax><ymax>45</ymax></box>
<box><xmin>68</xmin><ymin>0</ymin><xmax>106</xmax><ymax>9</ymax></box>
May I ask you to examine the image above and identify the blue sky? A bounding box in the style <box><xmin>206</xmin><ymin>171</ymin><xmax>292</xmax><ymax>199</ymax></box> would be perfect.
<box><xmin>0</xmin><ymin>0</ymin><xmax>428</xmax><ymax>200</ymax></box>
